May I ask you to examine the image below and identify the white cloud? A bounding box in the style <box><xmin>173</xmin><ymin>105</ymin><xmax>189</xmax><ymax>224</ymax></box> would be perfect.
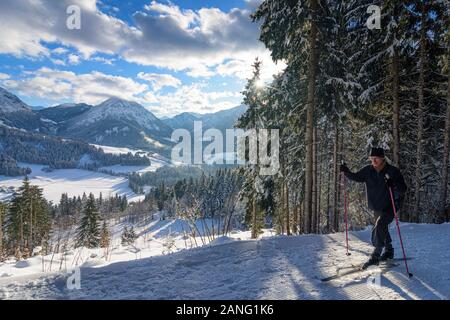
<box><xmin>186</xmin><ymin>65</ymin><xmax>215</xmax><ymax>78</ymax></box>
<box><xmin>52</xmin><ymin>47</ymin><xmax>69</xmax><ymax>55</ymax></box>
<box><xmin>143</xmin><ymin>1</ymin><xmax>197</xmax><ymax>30</ymax></box>
<box><xmin>216</xmin><ymin>59</ymin><xmax>250</xmax><ymax>79</ymax></box>
<box><xmin>216</xmin><ymin>53</ymin><xmax>286</xmax><ymax>81</ymax></box>
<box><xmin>51</xmin><ymin>58</ymin><xmax>66</xmax><ymax>66</ymax></box>
<box><xmin>137</xmin><ymin>72</ymin><xmax>181</xmax><ymax>91</ymax></box>
<box><xmin>68</xmin><ymin>54</ymin><xmax>81</xmax><ymax>65</ymax></box>
<box><xmin>0</xmin><ymin>73</ymin><xmax>11</xmax><ymax>80</ymax></box>
<box><xmin>0</xmin><ymin>0</ymin><xmax>281</xmax><ymax>79</ymax></box>
<box><xmin>0</xmin><ymin>0</ymin><xmax>129</xmax><ymax>59</ymax></box>
<box><xmin>150</xmin><ymin>83</ymin><xmax>242</xmax><ymax>117</ymax></box>
<box><xmin>90</xmin><ymin>56</ymin><xmax>115</xmax><ymax>65</ymax></box>
<box><xmin>2</xmin><ymin>68</ymin><xmax>243</xmax><ymax>117</ymax></box>
<box><xmin>3</xmin><ymin>67</ymin><xmax>149</xmax><ymax>105</ymax></box>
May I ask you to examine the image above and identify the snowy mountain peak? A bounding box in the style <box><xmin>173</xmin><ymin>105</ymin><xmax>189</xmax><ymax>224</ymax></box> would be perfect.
<box><xmin>55</xmin><ymin>103</ymin><xmax>78</xmax><ymax>109</ymax></box>
<box><xmin>87</xmin><ymin>97</ymin><xmax>159</xmax><ymax>127</ymax></box>
<box><xmin>61</xmin><ymin>96</ymin><xmax>173</xmax><ymax>153</ymax></box>
<box><xmin>0</xmin><ymin>87</ymin><xmax>31</xmax><ymax>113</ymax></box>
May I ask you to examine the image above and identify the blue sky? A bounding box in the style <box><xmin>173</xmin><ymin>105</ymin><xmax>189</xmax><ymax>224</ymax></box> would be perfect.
<box><xmin>0</xmin><ymin>0</ymin><xmax>284</xmax><ymax>117</ymax></box>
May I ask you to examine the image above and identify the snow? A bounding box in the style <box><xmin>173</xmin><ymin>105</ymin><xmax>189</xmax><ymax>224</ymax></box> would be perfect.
<box><xmin>98</xmin><ymin>163</ymin><xmax>165</xmax><ymax>174</ymax></box>
<box><xmin>92</xmin><ymin>143</ymin><xmax>170</xmax><ymax>173</ymax></box>
<box><xmin>39</xmin><ymin>117</ymin><xmax>57</xmax><ymax>124</ymax></box>
<box><xmin>0</xmin><ymin>87</ymin><xmax>31</xmax><ymax>113</ymax></box>
<box><xmin>0</xmin><ymin>220</ymin><xmax>449</xmax><ymax>300</ymax></box>
<box><xmin>143</xmin><ymin>134</ymin><xmax>165</xmax><ymax>148</ymax></box>
<box><xmin>0</xmin><ymin>163</ymin><xmax>144</xmax><ymax>203</ymax></box>
<box><xmin>0</xmin><ymin>213</ymin><xmax>265</xmax><ymax>280</ymax></box>
<box><xmin>91</xmin><ymin>144</ymin><xmax>140</xmax><ymax>155</ymax></box>
<box><xmin>70</xmin><ymin>98</ymin><xmax>160</xmax><ymax>130</ymax></box>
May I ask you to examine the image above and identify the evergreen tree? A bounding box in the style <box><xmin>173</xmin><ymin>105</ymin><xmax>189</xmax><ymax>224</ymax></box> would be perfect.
<box><xmin>100</xmin><ymin>220</ymin><xmax>111</xmax><ymax>249</ymax></box>
<box><xmin>75</xmin><ymin>193</ymin><xmax>101</xmax><ymax>248</ymax></box>
<box><xmin>235</xmin><ymin>58</ymin><xmax>267</xmax><ymax>238</ymax></box>
<box><xmin>5</xmin><ymin>177</ymin><xmax>50</xmax><ymax>257</ymax></box>
<box><xmin>0</xmin><ymin>202</ymin><xmax>6</xmax><ymax>261</ymax></box>
<box><xmin>121</xmin><ymin>226</ymin><xmax>138</xmax><ymax>246</ymax></box>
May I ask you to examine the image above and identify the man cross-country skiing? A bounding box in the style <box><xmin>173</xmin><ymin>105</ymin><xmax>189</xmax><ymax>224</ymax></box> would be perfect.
<box><xmin>340</xmin><ymin>147</ymin><xmax>408</xmax><ymax>269</ymax></box>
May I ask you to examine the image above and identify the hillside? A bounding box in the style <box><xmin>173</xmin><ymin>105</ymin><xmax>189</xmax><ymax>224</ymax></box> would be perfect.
<box><xmin>0</xmin><ymin>221</ymin><xmax>448</xmax><ymax>300</ymax></box>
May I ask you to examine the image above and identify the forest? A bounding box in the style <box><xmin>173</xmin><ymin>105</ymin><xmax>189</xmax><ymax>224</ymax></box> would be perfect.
<box><xmin>233</xmin><ymin>0</ymin><xmax>450</xmax><ymax>238</ymax></box>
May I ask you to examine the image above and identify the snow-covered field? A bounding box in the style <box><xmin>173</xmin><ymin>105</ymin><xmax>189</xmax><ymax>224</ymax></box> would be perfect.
<box><xmin>0</xmin><ymin>220</ymin><xmax>449</xmax><ymax>300</ymax></box>
<box><xmin>0</xmin><ymin>145</ymin><xmax>172</xmax><ymax>203</ymax></box>
<box><xmin>91</xmin><ymin>144</ymin><xmax>145</xmax><ymax>155</ymax></box>
<box><xmin>0</xmin><ymin>163</ymin><xmax>144</xmax><ymax>203</ymax></box>
<box><xmin>0</xmin><ymin>213</ymin><xmax>271</xmax><ymax>285</ymax></box>
<box><xmin>93</xmin><ymin>143</ymin><xmax>170</xmax><ymax>174</ymax></box>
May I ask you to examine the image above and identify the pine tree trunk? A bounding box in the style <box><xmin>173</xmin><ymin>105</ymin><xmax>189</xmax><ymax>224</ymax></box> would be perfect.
<box><xmin>251</xmin><ymin>197</ymin><xmax>257</xmax><ymax>239</ymax></box>
<box><xmin>299</xmin><ymin>200</ymin><xmax>304</xmax><ymax>234</ymax></box>
<box><xmin>279</xmin><ymin>181</ymin><xmax>285</xmax><ymax>234</ymax></box>
<box><xmin>29</xmin><ymin>197</ymin><xmax>33</xmax><ymax>253</ymax></box>
<box><xmin>293</xmin><ymin>193</ymin><xmax>298</xmax><ymax>234</ymax></box>
<box><xmin>391</xmin><ymin>48</ymin><xmax>401</xmax><ymax>168</ymax></box>
<box><xmin>413</xmin><ymin>5</ymin><xmax>427</xmax><ymax>223</ymax></box>
<box><xmin>304</xmin><ymin>0</ymin><xmax>318</xmax><ymax>234</ymax></box>
<box><xmin>285</xmin><ymin>182</ymin><xmax>291</xmax><ymax>235</ymax></box>
<box><xmin>333</xmin><ymin>125</ymin><xmax>339</xmax><ymax>232</ymax></box>
<box><xmin>326</xmin><ymin>165</ymin><xmax>331</xmax><ymax>233</ymax></box>
<box><xmin>20</xmin><ymin>211</ymin><xmax>24</xmax><ymax>254</ymax></box>
<box><xmin>317</xmin><ymin>138</ymin><xmax>324</xmax><ymax>234</ymax></box>
<box><xmin>312</xmin><ymin>127</ymin><xmax>317</xmax><ymax>233</ymax></box>
<box><xmin>440</xmin><ymin>50</ymin><xmax>450</xmax><ymax>221</ymax></box>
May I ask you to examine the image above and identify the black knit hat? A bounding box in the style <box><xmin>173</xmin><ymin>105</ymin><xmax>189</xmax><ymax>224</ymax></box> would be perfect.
<box><xmin>370</xmin><ymin>147</ymin><xmax>385</xmax><ymax>158</ymax></box>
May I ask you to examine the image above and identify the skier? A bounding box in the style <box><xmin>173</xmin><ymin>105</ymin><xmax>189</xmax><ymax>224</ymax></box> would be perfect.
<box><xmin>340</xmin><ymin>147</ymin><xmax>408</xmax><ymax>269</ymax></box>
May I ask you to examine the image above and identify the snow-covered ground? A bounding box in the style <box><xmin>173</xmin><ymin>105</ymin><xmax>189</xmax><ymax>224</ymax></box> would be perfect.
<box><xmin>0</xmin><ymin>220</ymin><xmax>449</xmax><ymax>300</ymax></box>
<box><xmin>98</xmin><ymin>161</ymin><xmax>166</xmax><ymax>174</ymax></box>
<box><xmin>0</xmin><ymin>213</ymin><xmax>271</xmax><ymax>284</ymax></box>
<box><xmin>0</xmin><ymin>163</ymin><xmax>144</xmax><ymax>203</ymax></box>
<box><xmin>91</xmin><ymin>144</ymin><xmax>144</xmax><ymax>155</ymax></box>
<box><xmin>92</xmin><ymin>143</ymin><xmax>170</xmax><ymax>174</ymax></box>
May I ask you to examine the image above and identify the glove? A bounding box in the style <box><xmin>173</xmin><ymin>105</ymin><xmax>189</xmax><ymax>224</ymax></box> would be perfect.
<box><xmin>385</xmin><ymin>176</ymin><xmax>395</xmax><ymax>188</ymax></box>
<box><xmin>340</xmin><ymin>163</ymin><xmax>349</xmax><ymax>173</ymax></box>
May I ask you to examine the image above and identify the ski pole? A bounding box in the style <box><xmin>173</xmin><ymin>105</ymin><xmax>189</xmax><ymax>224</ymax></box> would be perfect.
<box><xmin>341</xmin><ymin>172</ymin><xmax>350</xmax><ymax>256</ymax></box>
<box><xmin>386</xmin><ymin>173</ymin><xmax>413</xmax><ymax>278</ymax></box>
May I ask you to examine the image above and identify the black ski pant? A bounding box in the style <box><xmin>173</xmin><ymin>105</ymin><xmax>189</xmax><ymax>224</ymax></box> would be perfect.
<box><xmin>371</xmin><ymin>209</ymin><xmax>394</xmax><ymax>256</ymax></box>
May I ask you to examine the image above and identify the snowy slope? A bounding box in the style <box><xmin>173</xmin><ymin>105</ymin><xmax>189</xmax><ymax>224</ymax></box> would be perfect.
<box><xmin>37</xmin><ymin>103</ymin><xmax>92</xmax><ymax>123</ymax></box>
<box><xmin>59</xmin><ymin>98</ymin><xmax>173</xmax><ymax>153</ymax></box>
<box><xmin>0</xmin><ymin>163</ymin><xmax>144</xmax><ymax>203</ymax></box>
<box><xmin>0</xmin><ymin>87</ymin><xmax>55</xmax><ymax>133</ymax></box>
<box><xmin>0</xmin><ymin>87</ymin><xmax>31</xmax><ymax>113</ymax></box>
<box><xmin>91</xmin><ymin>143</ymin><xmax>171</xmax><ymax>173</ymax></box>
<box><xmin>68</xmin><ymin>98</ymin><xmax>162</xmax><ymax>130</ymax></box>
<box><xmin>0</xmin><ymin>222</ymin><xmax>449</xmax><ymax>300</ymax></box>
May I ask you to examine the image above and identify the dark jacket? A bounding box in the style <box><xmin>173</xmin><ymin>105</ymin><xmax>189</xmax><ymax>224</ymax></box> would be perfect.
<box><xmin>344</xmin><ymin>162</ymin><xmax>407</xmax><ymax>212</ymax></box>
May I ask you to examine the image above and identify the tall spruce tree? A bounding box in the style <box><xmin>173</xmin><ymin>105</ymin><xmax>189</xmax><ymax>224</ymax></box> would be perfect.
<box><xmin>5</xmin><ymin>177</ymin><xmax>50</xmax><ymax>257</ymax></box>
<box><xmin>75</xmin><ymin>193</ymin><xmax>101</xmax><ymax>248</ymax></box>
<box><xmin>0</xmin><ymin>202</ymin><xmax>6</xmax><ymax>260</ymax></box>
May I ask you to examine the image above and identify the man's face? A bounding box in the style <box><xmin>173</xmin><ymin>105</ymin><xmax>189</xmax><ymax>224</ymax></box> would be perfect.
<box><xmin>370</xmin><ymin>156</ymin><xmax>384</xmax><ymax>168</ymax></box>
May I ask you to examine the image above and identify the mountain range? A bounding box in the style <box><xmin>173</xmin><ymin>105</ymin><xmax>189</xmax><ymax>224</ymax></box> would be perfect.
<box><xmin>162</xmin><ymin>105</ymin><xmax>246</xmax><ymax>134</ymax></box>
<box><xmin>0</xmin><ymin>86</ymin><xmax>246</xmax><ymax>161</ymax></box>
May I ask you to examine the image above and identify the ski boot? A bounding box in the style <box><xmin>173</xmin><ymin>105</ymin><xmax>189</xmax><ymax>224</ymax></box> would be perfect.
<box><xmin>361</xmin><ymin>254</ymin><xmax>379</xmax><ymax>270</ymax></box>
<box><xmin>380</xmin><ymin>247</ymin><xmax>394</xmax><ymax>261</ymax></box>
